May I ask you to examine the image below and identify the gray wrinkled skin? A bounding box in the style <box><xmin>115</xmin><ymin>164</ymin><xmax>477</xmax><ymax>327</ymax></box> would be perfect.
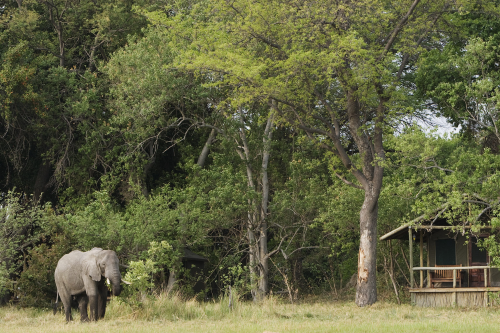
<box><xmin>54</xmin><ymin>248</ymin><xmax>122</xmax><ymax>322</ymax></box>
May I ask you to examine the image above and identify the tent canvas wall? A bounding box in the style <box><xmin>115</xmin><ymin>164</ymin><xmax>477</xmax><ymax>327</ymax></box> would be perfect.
<box><xmin>426</xmin><ymin>231</ymin><xmax>500</xmax><ymax>287</ymax></box>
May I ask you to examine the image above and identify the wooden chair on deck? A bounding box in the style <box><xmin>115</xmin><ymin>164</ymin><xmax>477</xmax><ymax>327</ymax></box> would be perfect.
<box><xmin>430</xmin><ymin>264</ymin><xmax>462</xmax><ymax>288</ymax></box>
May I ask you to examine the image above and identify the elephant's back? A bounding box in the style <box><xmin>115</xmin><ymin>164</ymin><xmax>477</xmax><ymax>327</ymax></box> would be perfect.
<box><xmin>55</xmin><ymin>250</ymin><xmax>84</xmax><ymax>273</ymax></box>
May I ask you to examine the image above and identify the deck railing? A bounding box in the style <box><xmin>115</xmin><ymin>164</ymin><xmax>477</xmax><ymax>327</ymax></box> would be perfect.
<box><xmin>411</xmin><ymin>266</ymin><xmax>490</xmax><ymax>288</ymax></box>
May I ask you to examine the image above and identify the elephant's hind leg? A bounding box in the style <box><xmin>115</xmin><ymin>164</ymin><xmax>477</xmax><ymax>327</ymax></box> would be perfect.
<box><xmin>62</xmin><ymin>299</ymin><xmax>73</xmax><ymax>322</ymax></box>
<box><xmin>58</xmin><ymin>288</ymin><xmax>73</xmax><ymax>322</ymax></box>
<box><xmin>64</xmin><ymin>306</ymin><xmax>73</xmax><ymax>322</ymax></box>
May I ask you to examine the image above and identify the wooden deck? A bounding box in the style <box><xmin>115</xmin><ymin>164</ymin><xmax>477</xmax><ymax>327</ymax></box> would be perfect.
<box><xmin>410</xmin><ymin>287</ymin><xmax>500</xmax><ymax>307</ymax></box>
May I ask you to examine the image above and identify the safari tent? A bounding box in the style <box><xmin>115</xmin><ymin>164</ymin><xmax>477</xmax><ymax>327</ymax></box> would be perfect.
<box><xmin>380</xmin><ymin>218</ymin><xmax>500</xmax><ymax>307</ymax></box>
<box><xmin>165</xmin><ymin>248</ymin><xmax>208</xmax><ymax>294</ymax></box>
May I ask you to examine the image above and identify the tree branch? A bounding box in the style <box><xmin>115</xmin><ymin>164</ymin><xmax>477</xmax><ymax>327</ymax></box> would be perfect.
<box><xmin>382</xmin><ymin>0</ymin><xmax>421</xmax><ymax>57</ymax></box>
<box><xmin>334</xmin><ymin>172</ymin><xmax>363</xmax><ymax>190</ymax></box>
<box><xmin>396</xmin><ymin>8</ymin><xmax>444</xmax><ymax>80</ymax></box>
<box><xmin>280</xmin><ymin>246</ymin><xmax>324</xmax><ymax>260</ymax></box>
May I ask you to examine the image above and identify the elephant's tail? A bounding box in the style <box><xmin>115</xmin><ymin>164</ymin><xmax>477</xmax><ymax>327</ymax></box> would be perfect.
<box><xmin>52</xmin><ymin>291</ymin><xmax>59</xmax><ymax>315</ymax></box>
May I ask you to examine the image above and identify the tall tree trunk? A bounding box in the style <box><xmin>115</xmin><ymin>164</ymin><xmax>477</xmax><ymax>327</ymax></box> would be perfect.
<box><xmin>236</xmin><ymin>108</ymin><xmax>259</xmax><ymax>300</ymax></box>
<box><xmin>355</xmin><ymin>187</ymin><xmax>380</xmax><ymax>306</ymax></box>
<box><xmin>257</xmin><ymin>114</ymin><xmax>274</xmax><ymax>297</ymax></box>
<box><xmin>235</xmin><ymin>109</ymin><xmax>274</xmax><ymax>301</ymax></box>
<box><xmin>47</xmin><ymin>3</ymin><xmax>65</xmax><ymax>68</ymax></box>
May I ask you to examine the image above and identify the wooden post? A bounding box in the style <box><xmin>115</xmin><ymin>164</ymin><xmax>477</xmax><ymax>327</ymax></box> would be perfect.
<box><xmin>484</xmin><ymin>268</ymin><xmax>488</xmax><ymax>288</ymax></box>
<box><xmin>453</xmin><ymin>269</ymin><xmax>457</xmax><ymax>306</ymax></box>
<box><xmin>427</xmin><ymin>234</ymin><xmax>430</xmax><ymax>288</ymax></box>
<box><xmin>409</xmin><ymin>227</ymin><xmax>413</xmax><ymax>288</ymax></box>
<box><xmin>420</xmin><ymin>230</ymin><xmax>423</xmax><ymax>288</ymax></box>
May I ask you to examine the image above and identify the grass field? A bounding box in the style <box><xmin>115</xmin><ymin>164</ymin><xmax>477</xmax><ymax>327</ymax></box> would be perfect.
<box><xmin>2</xmin><ymin>294</ymin><xmax>500</xmax><ymax>333</ymax></box>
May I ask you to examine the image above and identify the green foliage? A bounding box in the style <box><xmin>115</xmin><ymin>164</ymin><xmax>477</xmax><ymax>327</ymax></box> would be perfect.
<box><xmin>220</xmin><ymin>263</ymin><xmax>249</xmax><ymax>293</ymax></box>
<box><xmin>17</xmin><ymin>237</ymin><xmax>73</xmax><ymax>308</ymax></box>
<box><xmin>147</xmin><ymin>241</ymin><xmax>177</xmax><ymax>270</ymax></box>
<box><xmin>0</xmin><ymin>191</ymin><xmax>60</xmax><ymax>299</ymax></box>
<box><xmin>386</xmin><ymin>128</ymin><xmax>500</xmax><ymax>225</ymax></box>
<box><xmin>97</xmin><ymin>25</ymin><xmax>225</xmax><ymax>200</ymax></box>
<box><xmin>0</xmin><ymin>0</ymin><xmax>152</xmax><ymax>198</ymax></box>
<box><xmin>416</xmin><ymin>33</ymin><xmax>500</xmax><ymax>139</ymax></box>
<box><xmin>122</xmin><ymin>240</ymin><xmax>180</xmax><ymax>301</ymax></box>
<box><xmin>123</xmin><ymin>259</ymin><xmax>158</xmax><ymax>299</ymax></box>
<box><xmin>62</xmin><ymin>191</ymin><xmax>123</xmax><ymax>250</ymax></box>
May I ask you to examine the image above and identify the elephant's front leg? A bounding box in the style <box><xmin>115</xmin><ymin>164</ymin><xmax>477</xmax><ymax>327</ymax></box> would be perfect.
<box><xmin>83</xmin><ymin>277</ymin><xmax>100</xmax><ymax>321</ymax></box>
<box><xmin>97</xmin><ymin>280</ymin><xmax>108</xmax><ymax>319</ymax></box>
<box><xmin>88</xmin><ymin>294</ymin><xmax>99</xmax><ymax>321</ymax></box>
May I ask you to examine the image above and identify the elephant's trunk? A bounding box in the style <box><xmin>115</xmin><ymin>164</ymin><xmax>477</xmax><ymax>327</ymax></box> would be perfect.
<box><xmin>112</xmin><ymin>283</ymin><xmax>122</xmax><ymax>296</ymax></box>
<box><xmin>108</xmin><ymin>273</ymin><xmax>122</xmax><ymax>296</ymax></box>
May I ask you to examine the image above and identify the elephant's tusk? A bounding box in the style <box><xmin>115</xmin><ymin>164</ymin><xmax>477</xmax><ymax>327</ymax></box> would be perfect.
<box><xmin>121</xmin><ymin>279</ymin><xmax>132</xmax><ymax>285</ymax></box>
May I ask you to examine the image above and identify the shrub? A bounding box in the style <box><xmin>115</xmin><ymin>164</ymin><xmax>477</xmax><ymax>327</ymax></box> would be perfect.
<box><xmin>0</xmin><ymin>191</ymin><xmax>65</xmax><ymax>305</ymax></box>
<box><xmin>16</xmin><ymin>234</ymin><xmax>73</xmax><ymax>307</ymax></box>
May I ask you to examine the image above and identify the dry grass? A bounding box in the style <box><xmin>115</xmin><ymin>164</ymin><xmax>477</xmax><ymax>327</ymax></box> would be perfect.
<box><xmin>2</xmin><ymin>294</ymin><xmax>500</xmax><ymax>332</ymax></box>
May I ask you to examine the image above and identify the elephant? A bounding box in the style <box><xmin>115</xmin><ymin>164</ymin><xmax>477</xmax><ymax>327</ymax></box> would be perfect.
<box><xmin>54</xmin><ymin>248</ymin><xmax>123</xmax><ymax>322</ymax></box>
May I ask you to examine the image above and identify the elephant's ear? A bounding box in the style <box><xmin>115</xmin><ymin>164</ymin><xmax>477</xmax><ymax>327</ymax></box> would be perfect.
<box><xmin>83</xmin><ymin>256</ymin><xmax>102</xmax><ymax>282</ymax></box>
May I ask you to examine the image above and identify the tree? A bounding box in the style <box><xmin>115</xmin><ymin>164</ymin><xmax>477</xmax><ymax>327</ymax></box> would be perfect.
<box><xmin>415</xmin><ymin>3</ymin><xmax>500</xmax><ymax>143</ymax></box>
<box><xmin>417</xmin><ymin>36</ymin><xmax>500</xmax><ymax>148</ymax></box>
<box><xmin>0</xmin><ymin>0</ymin><xmax>150</xmax><ymax>200</ymax></box>
<box><xmin>103</xmin><ymin>26</ymin><xmax>224</xmax><ymax>199</ymax></box>
<box><xmin>0</xmin><ymin>191</ymin><xmax>60</xmax><ymax>302</ymax></box>
<box><xmin>155</xmin><ymin>0</ymin><xmax>473</xmax><ymax>306</ymax></box>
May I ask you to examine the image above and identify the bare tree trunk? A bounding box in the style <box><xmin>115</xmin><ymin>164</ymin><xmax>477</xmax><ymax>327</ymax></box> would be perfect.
<box><xmin>57</xmin><ymin>22</ymin><xmax>64</xmax><ymax>67</ymax></box>
<box><xmin>355</xmin><ymin>188</ymin><xmax>379</xmax><ymax>306</ymax></box>
<box><xmin>236</xmin><ymin>108</ymin><xmax>259</xmax><ymax>300</ymax></box>
<box><xmin>343</xmin><ymin>90</ymin><xmax>384</xmax><ymax>307</ymax></box>
<box><xmin>197</xmin><ymin>129</ymin><xmax>217</xmax><ymax>167</ymax></box>
<box><xmin>165</xmin><ymin>270</ymin><xmax>176</xmax><ymax>294</ymax></box>
<box><xmin>257</xmin><ymin>114</ymin><xmax>274</xmax><ymax>298</ymax></box>
<box><xmin>236</xmin><ymin>109</ymin><xmax>274</xmax><ymax>301</ymax></box>
<box><xmin>247</xmin><ymin>216</ymin><xmax>258</xmax><ymax>301</ymax></box>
